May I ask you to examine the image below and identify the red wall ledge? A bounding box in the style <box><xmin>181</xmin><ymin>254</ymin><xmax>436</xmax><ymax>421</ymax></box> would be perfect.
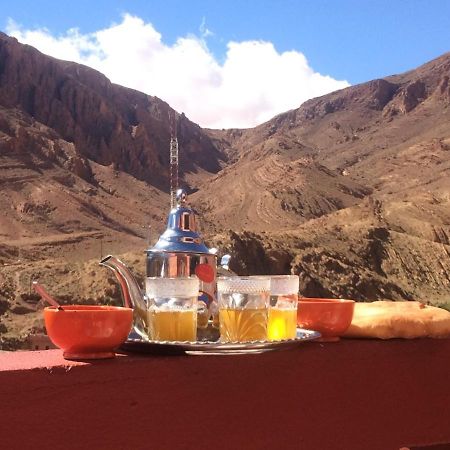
<box><xmin>1</xmin><ymin>339</ymin><xmax>450</xmax><ymax>450</ymax></box>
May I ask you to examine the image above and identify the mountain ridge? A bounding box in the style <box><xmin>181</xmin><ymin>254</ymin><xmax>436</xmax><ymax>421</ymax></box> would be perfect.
<box><xmin>0</xmin><ymin>31</ymin><xmax>226</xmax><ymax>188</ymax></box>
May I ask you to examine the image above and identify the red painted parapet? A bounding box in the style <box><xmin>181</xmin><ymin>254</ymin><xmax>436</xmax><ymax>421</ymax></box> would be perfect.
<box><xmin>1</xmin><ymin>339</ymin><xmax>450</xmax><ymax>450</ymax></box>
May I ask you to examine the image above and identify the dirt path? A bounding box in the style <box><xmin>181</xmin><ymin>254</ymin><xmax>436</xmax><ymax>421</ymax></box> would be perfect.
<box><xmin>6</xmin><ymin>231</ymin><xmax>104</xmax><ymax>248</ymax></box>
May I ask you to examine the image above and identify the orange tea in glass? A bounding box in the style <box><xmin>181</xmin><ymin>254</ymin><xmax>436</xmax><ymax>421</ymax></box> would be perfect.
<box><xmin>267</xmin><ymin>275</ymin><xmax>299</xmax><ymax>341</ymax></box>
<box><xmin>146</xmin><ymin>277</ymin><xmax>199</xmax><ymax>342</ymax></box>
<box><xmin>217</xmin><ymin>277</ymin><xmax>270</xmax><ymax>342</ymax></box>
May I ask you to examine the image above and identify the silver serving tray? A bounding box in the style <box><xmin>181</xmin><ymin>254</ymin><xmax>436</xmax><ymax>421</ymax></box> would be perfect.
<box><xmin>120</xmin><ymin>328</ymin><xmax>321</xmax><ymax>356</ymax></box>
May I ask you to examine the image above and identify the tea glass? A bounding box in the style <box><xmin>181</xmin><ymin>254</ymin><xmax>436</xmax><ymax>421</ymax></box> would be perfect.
<box><xmin>266</xmin><ymin>275</ymin><xmax>299</xmax><ymax>340</ymax></box>
<box><xmin>217</xmin><ymin>277</ymin><xmax>270</xmax><ymax>342</ymax></box>
<box><xmin>145</xmin><ymin>277</ymin><xmax>199</xmax><ymax>342</ymax></box>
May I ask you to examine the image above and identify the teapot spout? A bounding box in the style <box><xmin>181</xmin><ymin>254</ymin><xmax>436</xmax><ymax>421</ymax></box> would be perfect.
<box><xmin>100</xmin><ymin>255</ymin><xmax>148</xmax><ymax>339</ymax></box>
<box><xmin>100</xmin><ymin>255</ymin><xmax>145</xmax><ymax>309</ymax></box>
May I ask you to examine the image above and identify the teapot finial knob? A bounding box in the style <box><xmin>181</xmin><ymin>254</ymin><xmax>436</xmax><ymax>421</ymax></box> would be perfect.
<box><xmin>176</xmin><ymin>188</ymin><xmax>187</xmax><ymax>206</ymax></box>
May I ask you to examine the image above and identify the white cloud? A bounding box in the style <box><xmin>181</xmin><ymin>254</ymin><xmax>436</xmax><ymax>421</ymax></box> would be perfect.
<box><xmin>6</xmin><ymin>14</ymin><xmax>350</xmax><ymax>129</ymax></box>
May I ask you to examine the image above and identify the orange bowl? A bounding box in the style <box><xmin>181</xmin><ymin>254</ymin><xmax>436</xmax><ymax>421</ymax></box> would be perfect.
<box><xmin>297</xmin><ymin>298</ymin><xmax>355</xmax><ymax>341</ymax></box>
<box><xmin>44</xmin><ymin>305</ymin><xmax>133</xmax><ymax>360</ymax></box>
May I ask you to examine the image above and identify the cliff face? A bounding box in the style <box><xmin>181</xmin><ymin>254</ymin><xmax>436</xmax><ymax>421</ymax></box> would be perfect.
<box><xmin>0</xmin><ymin>32</ymin><xmax>226</xmax><ymax>189</ymax></box>
<box><xmin>197</xmin><ymin>52</ymin><xmax>450</xmax><ymax>234</ymax></box>
<box><xmin>196</xmin><ymin>51</ymin><xmax>450</xmax><ymax>308</ymax></box>
<box><xmin>0</xmin><ymin>32</ymin><xmax>230</xmax><ymax>350</ymax></box>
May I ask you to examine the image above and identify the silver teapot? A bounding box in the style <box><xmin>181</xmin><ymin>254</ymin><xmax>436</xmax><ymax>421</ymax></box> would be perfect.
<box><xmin>100</xmin><ymin>189</ymin><xmax>219</xmax><ymax>339</ymax></box>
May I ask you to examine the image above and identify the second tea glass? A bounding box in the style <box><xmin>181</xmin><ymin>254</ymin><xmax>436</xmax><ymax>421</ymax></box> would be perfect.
<box><xmin>145</xmin><ymin>277</ymin><xmax>199</xmax><ymax>342</ymax></box>
<box><xmin>217</xmin><ymin>277</ymin><xmax>270</xmax><ymax>342</ymax></box>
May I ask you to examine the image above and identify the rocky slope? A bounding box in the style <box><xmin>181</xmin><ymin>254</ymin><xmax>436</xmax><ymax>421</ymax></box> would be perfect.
<box><xmin>198</xmin><ymin>52</ymin><xmax>450</xmax><ymax>228</ymax></box>
<box><xmin>0</xmin><ymin>32</ymin><xmax>226</xmax><ymax>188</ymax></box>
<box><xmin>0</xmin><ymin>31</ymin><xmax>228</xmax><ymax>347</ymax></box>
<box><xmin>196</xmin><ymin>52</ymin><xmax>450</xmax><ymax>307</ymax></box>
<box><xmin>1</xmin><ymin>32</ymin><xmax>450</xmax><ymax>348</ymax></box>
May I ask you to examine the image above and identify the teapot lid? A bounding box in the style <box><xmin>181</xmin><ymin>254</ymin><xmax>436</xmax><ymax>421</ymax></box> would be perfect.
<box><xmin>148</xmin><ymin>189</ymin><xmax>212</xmax><ymax>254</ymax></box>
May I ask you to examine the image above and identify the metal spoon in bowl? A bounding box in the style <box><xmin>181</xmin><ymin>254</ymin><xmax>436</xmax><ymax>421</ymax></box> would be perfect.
<box><xmin>32</xmin><ymin>281</ymin><xmax>65</xmax><ymax>311</ymax></box>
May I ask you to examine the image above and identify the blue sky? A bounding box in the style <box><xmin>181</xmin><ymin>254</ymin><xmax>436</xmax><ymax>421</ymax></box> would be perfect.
<box><xmin>1</xmin><ymin>0</ymin><xmax>450</xmax><ymax>128</ymax></box>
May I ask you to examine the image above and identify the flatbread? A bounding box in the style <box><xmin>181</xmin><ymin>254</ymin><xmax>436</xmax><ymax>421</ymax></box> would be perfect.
<box><xmin>343</xmin><ymin>301</ymin><xmax>450</xmax><ymax>339</ymax></box>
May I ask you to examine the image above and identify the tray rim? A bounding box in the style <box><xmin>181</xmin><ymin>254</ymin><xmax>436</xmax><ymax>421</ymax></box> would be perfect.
<box><xmin>120</xmin><ymin>328</ymin><xmax>321</xmax><ymax>355</ymax></box>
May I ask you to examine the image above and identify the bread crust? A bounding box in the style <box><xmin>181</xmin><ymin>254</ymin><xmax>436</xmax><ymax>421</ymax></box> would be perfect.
<box><xmin>343</xmin><ymin>301</ymin><xmax>450</xmax><ymax>339</ymax></box>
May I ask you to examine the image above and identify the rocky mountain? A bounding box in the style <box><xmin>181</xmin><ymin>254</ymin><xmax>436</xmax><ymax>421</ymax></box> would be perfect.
<box><xmin>198</xmin><ymin>52</ymin><xmax>450</xmax><ymax>304</ymax></box>
<box><xmin>0</xmin><ymin>31</ymin><xmax>227</xmax><ymax>347</ymax></box>
<box><xmin>0</xmin><ymin>30</ymin><xmax>228</xmax><ymax>273</ymax></box>
<box><xmin>198</xmin><ymin>52</ymin><xmax>450</xmax><ymax>230</ymax></box>
<box><xmin>1</xmin><ymin>32</ymin><xmax>450</xmax><ymax>348</ymax></box>
<box><xmin>0</xmin><ymin>32</ymin><xmax>225</xmax><ymax>186</ymax></box>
